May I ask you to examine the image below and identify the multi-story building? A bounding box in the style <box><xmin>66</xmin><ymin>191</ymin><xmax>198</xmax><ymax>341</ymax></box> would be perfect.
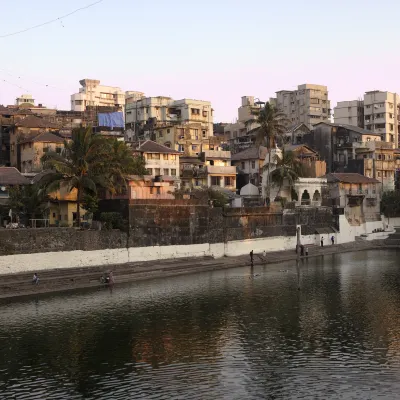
<box><xmin>364</xmin><ymin>90</ymin><xmax>400</xmax><ymax>144</ymax></box>
<box><xmin>272</xmin><ymin>84</ymin><xmax>331</xmax><ymax>129</ymax></box>
<box><xmin>335</xmin><ymin>91</ymin><xmax>400</xmax><ymax>145</ymax></box>
<box><xmin>231</xmin><ymin>146</ymin><xmax>267</xmax><ymax>191</ymax></box>
<box><xmin>224</xmin><ymin>96</ymin><xmax>263</xmax><ymax>153</ymax></box>
<box><xmin>334</xmin><ymin>100</ymin><xmax>364</xmax><ymax>128</ymax></box>
<box><xmin>15</xmin><ymin>94</ymin><xmax>35</xmax><ymax>107</ymax></box>
<box><xmin>203</xmin><ymin>150</ymin><xmax>236</xmax><ymax>192</ymax></box>
<box><xmin>71</xmin><ymin>79</ymin><xmax>127</xmax><ymax>112</ymax></box>
<box><xmin>19</xmin><ymin>131</ymin><xmax>64</xmax><ymax>173</ymax></box>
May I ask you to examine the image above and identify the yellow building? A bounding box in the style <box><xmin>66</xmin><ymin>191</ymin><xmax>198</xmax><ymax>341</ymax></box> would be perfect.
<box><xmin>48</xmin><ymin>186</ymin><xmax>87</xmax><ymax>227</ymax></box>
<box><xmin>20</xmin><ymin>131</ymin><xmax>65</xmax><ymax>173</ymax></box>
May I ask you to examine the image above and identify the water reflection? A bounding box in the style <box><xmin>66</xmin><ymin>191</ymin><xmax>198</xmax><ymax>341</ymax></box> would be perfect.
<box><xmin>1</xmin><ymin>250</ymin><xmax>400</xmax><ymax>399</ymax></box>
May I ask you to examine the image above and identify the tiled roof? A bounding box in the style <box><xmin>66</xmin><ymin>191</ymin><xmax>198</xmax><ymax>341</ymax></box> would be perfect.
<box><xmin>0</xmin><ymin>167</ymin><xmax>31</xmax><ymax>185</ymax></box>
<box><xmin>15</xmin><ymin>115</ymin><xmax>60</xmax><ymax>129</ymax></box>
<box><xmin>0</xmin><ymin>105</ymin><xmax>15</xmax><ymax>116</ymax></box>
<box><xmin>20</xmin><ymin>131</ymin><xmax>64</xmax><ymax>144</ymax></box>
<box><xmin>231</xmin><ymin>146</ymin><xmax>267</xmax><ymax>161</ymax></box>
<box><xmin>325</xmin><ymin>173</ymin><xmax>380</xmax><ymax>184</ymax></box>
<box><xmin>137</xmin><ymin>140</ymin><xmax>181</xmax><ymax>154</ymax></box>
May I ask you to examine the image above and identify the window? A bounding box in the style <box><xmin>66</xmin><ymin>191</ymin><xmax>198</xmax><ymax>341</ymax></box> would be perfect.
<box><xmin>178</xmin><ymin>145</ymin><xmax>184</xmax><ymax>152</ymax></box>
<box><xmin>163</xmin><ymin>169</ymin><xmax>169</xmax><ymax>175</ymax></box>
<box><xmin>192</xmin><ymin>145</ymin><xmax>198</xmax><ymax>151</ymax></box>
<box><xmin>211</xmin><ymin>176</ymin><xmax>220</xmax><ymax>186</ymax></box>
<box><xmin>384</xmin><ymin>171</ymin><xmax>388</xmax><ymax>178</ymax></box>
<box><xmin>241</xmin><ymin>162</ymin><xmax>245</xmax><ymax>169</ymax></box>
<box><xmin>251</xmin><ymin>161</ymin><xmax>256</xmax><ymax>169</ymax></box>
<box><xmin>191</xmin><ymin>108</ymin><xmax>200</xmax><ymax>115</ymax></box>
<box><xmin>224</xmin><ymin>177</ymin><xmax>233</xmax><ymax>186</ymax></box>
<box><xmin>52</xmin><ymin>213</ymin><xmax>56</xmax><ymax>218</ymax></box>
<box><xmin>170</xmin><ymin>154</ymin><xmax>176</xmax><ymax>160</ymax></box>
<box><xmin>202</xmin><ymin>111</ymin><xmax>207</xmax><ymax>117</ymax></box>
<box><xmin>154</xmin><ymin>168</ymin><xmax>161</xmax><ymax>175</ymax></box>
<box><xmin>43</xmin><ymin>147</ymin><xmax>50</xmax><ymax>153</ymax></box>
<box><xmin>390</xmin><ymin>124</ymin><xmax>394</xmax><ymax>131</ymax></box>
<box><xmin>149</xmin><ymin>153</ymin><xmax>160</xmax><ymax>159</ymax></box>
<box><xmin>159</xmin><ymin>131</ymin><xmax>163</xmax><ymax>137</ymax></box>
<box><xmin>146</xmin><ymin>168</ymin><xmax>153</xmax><ymax>175</ymax></box>
<box><xmin>378</xmin><ymin>172</ymin><xmax>381</xmax><ymax>177</ymax></box>
<box><xmin>202</xmin><ymin>130</ymin><xmax>206</xmax><ymax>138</ymax></box>
<box><xmin>163</xmin><ymin>154</ymin><xmax>168</xmax><ymax>160</ymax></box>
<box><xmin>195</xmin><ymin>180</ymin><xmax>200</xmax><ymax>186</ymax></box>
<box><xmin>209</xmin><ymin>160</ymin><xmax>214</xmax><ymax>166</ymax></box>
<box><xmin>75</xmin><ymin>100</ymin><xmax>83</xmax><ymax>105</ymax></box>
<box><xmin>167</xmin><ymin>129</ymin><xmax>170</xmax><ymax>133</ymax></box>
<box><xmin>171</xmin><ymin>169</ymin><xmax>176</xmax><ymax>176</ymax></box>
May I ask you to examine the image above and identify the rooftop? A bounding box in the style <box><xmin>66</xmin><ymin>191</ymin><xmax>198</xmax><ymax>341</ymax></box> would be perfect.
<box><xmin>231</xmin><ymin>146</ymin><xmax>268</xmax><ymax>161</ymax></box>
<box><xmin>0</xmin><ymin>167</ymin><xmax>31</xmax><ymax>185</ymax></box>
<box><xmin>15</xmin><ymin>115</ymin><xmax>60</xmax><ymax>129</ymax></box>
<box><xmin>325</xmin><ymin>173</ymin><xmax>380</xmax><ymax>184</ymax></box>
<box><xmin>19</xmin><ymin>131</ymin><xmax>65</xmax><ymax>144</ymax></box>
<box><xmin>314</xmin><ymin>122</ymin><xmax>381</xmax><ymax>136</ymax></box>
<box><xmin>137</xmin><ymin>140</ymin><xmax>181</xmax><ymax>154</ymax></box>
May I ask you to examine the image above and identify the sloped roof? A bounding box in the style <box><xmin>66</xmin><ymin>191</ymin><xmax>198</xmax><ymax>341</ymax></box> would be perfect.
<box><xmin>325</xmin><ymin>173</ymin><xmax>380</xmax><ymax>184</ymax></box>
<box><xmin>137</xmin><ymin>140</ymin><xmax>181</xmax><ymax>154</ymax></box>
<box><xmin>314</xmin><ymin>122</ymin><xmax>381</xmax><ymax>136</ymax></box>
<box><xmin>286</xmin><ymin>123</ymin><xmax>311</xmax><ymax>133</ymax></box>
<box><xmin>0</xmin><ymin>167</ymin><xmax>30</xmax><ymax>185</ymax></box>
<box><xmin>231</xmin><ymin>146</ymin><xmax>267</xmax><ymax>161</ymax></box>
<box><xmin>284</xmin><ymin>144</ymin><xmax>318</xmax><ymax>154</ymax></box>
<box><xmin>15</xmin><ymin>115</ymin><xmax>60</xmax><ymax>129</ymax></box>
<box><xmin>20</xmin><ymin>131</ymin><xmax>64</xmax><ymax>144</ymax></box>
<box><xmin>0</xmin><ymin>105</ymin><xmax>15</xmax><ymax>116</ymax></box>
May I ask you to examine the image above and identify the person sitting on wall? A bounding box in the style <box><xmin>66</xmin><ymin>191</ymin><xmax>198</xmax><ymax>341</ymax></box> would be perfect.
<box><xmin>32</xmin><ymin>273</ymin><xmax>39</xmax><ymax>285</ymax></box>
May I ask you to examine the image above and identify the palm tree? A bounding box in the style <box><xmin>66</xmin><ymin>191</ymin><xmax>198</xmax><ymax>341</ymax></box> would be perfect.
<box><xmin>245</xmin><ymin>102</ymin><xmax>289</xmax><ymax>203</ymax></box>
<box><xmin>40</xmin><ymin>126</ymin><xmax>113</xmax><ymax>227</ymax></box>
<box><xmin>270</xmin><ymin>149</ymin><xmax>307</xmax><ymax>200</ymax></box>
<box><xmin>106</xmin><ymin>139</ymin><xmax>147</xmax><ymax>195</ymax></box>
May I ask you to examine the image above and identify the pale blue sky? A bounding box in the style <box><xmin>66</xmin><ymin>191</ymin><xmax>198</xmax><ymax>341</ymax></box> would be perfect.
<box><xmin>1</xmin><ymin>0</ymin><xmax>400</xmax><ymax>121</ymax></box>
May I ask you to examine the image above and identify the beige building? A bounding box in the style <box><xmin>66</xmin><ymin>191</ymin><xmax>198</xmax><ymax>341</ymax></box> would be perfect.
<box><xmin>203</xmin><ymin>150</ymin><xmax>236</xmax><ymax>192</ymax></box>
<box><xmin>20</xmin><ymin>131</ymin><xmax>64</xmax><ymax>173</ymax></box>
<box><xmin>272</xmin><ymin>84</ymin><xmax>331</xmax><ymax>129</ymax></box>
<box><xmin>224</xmin><ymin>96</ymin><xmax>263</xmax><ymax>153</ymax></box>
<box><xmin>15</xmin><ymin>94</ymin><xmax>35</xmax><ymax>107</ymax></box>
<box><xmin>334</xmin><ymin>100</ymin><xmax>364</xmax><ymax>128</ymax></box>
<box><xmin>335</xmin><ymin>91</ymin><xmax>400</xmax><ymax>145</ymax></box>
<box><xmin>71</xmin><ymin>79</ymin><xmax>127</xmax><ymax>112</ymax></box>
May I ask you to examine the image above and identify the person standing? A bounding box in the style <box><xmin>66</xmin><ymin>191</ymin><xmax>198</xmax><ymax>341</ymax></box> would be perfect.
<box><xmin>321</xmin><ymin>237</ymin><xmax>324</xmax><ymax>247</ymax></box>
<box><xmin>250</xmin><ymin>250</ymin><xmax>254</xmax><ymax>266</ymax></box>
<box><xmin>331</xmin><ymin>235</ymin><xmax>335</xmax><ymax>245</ymax></box>
<box><xmin>32</xmin><ymin>273</ymin><xmax>39</xmax><ymax>285</ymax></box>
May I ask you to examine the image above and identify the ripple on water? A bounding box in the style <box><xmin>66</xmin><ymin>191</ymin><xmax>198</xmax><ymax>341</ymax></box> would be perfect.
<box><xmin>1</xmin><ymin>250</ymin><xmax>400</xmax><ymax>399</ymax></box>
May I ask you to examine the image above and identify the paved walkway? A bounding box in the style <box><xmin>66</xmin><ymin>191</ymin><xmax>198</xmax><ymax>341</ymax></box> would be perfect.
<box><xmin>0</xmin><ymin>239</ymin><xmax>390</xmax><ymax>300</ymax></box>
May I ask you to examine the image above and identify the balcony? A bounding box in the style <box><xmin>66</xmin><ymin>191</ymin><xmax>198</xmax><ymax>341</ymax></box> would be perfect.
<box><xmin>203</xmin><ymin>150</ymin><xmax>231</xmax><ymax>159</ymax></box>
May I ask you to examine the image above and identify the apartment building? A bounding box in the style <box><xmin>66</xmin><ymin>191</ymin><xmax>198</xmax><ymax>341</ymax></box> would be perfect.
<box><xmin>15</xmin><ymin>94</ymin><xmax>35</xmax><ymax>107</ymax></box>
<box><xmin>364</xmin><ymin>91</ymin><xmax>400</xmax><ymax>145</ymax></box>
<box><xmin>224</xmin><ymin>96</ymin><xmax>263</xmax><ymax>153</ymax></box>
<box><xmin>71</xmin><ymin>79</ymin><xmax>127</xmax><ymax>112</ymax></box>
<box><xmin>335</xmin><ymin>91</ymin><xmax>400</xmax><ymax>145</ymax></box>
<box><xmin>203</xmin><ymin>150</ymin><xmax>236</xmax><ymax>192</ymax></box>
<box><xmin>272</xmin><ymin>84</ymin><xmax>331</xmax><ymax>129</ymax></box>
<box><xmin>334</xmin><ymin>100</ymin><xmax>364</xmax><ymax>128</ymax></box>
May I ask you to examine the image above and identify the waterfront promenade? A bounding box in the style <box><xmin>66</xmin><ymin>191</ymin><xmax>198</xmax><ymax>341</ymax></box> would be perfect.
<box><xmin>0</xmin><ymin>238</ymin><xmax>395</xmax><ymax>300</ymax></box>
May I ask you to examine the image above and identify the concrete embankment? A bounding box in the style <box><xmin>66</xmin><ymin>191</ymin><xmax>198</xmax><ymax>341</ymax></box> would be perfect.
<box><xmin>0</xmin><ymin>239</ymin><xmax>395</xmax><ymax>301</ymax></box>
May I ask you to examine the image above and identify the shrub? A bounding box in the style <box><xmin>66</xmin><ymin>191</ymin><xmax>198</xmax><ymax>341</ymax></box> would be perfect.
<box><xmin>100</xmin><ymin>212</ymin><xmax>125</xmax><ymax>230</ymax></box>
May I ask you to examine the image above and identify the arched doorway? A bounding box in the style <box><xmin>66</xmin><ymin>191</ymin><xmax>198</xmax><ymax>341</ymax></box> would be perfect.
<box><xmin>312</xmin><ymin>190</ymin><xmax>321</xmax><ymax>203</ymax></box>
<box><xmin>301</xmin><ymin>190</ymin><xmax>311</xmax><ymax>205</ymax></box>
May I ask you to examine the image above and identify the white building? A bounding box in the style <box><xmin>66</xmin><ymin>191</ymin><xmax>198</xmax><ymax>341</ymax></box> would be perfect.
<box><xmin>15</xmin><ymin>94</ymin><xmax>35</xmax><ymax>107</ymax></box>
<box><xmin>125</xmin><ymin>96</ymin><xmax>214</xmax><ymax>138</ymax></box>
<box><xmin>203</xmin><ymin>150</ymin><xmax>237</xmax><ymax>192</ymax></box>
<box><xmin>334</xmin><ymin>100</ymin><xmax>364</xmax><ymax>128</ymax></box>
<box><xmin>71</xmin><ymin>79</ymin><xmax>127</xmax><ymax>112</ymax></box>
<box><xmin>334</xmin><ymin>91</ymin><xmax>400</xmax><ymax>145</ymax></box>
<box><xmin>136</xmin><ymin>140</ymin><xmax>180</xmax><ymax>179</ymax></box>
<box><xmin>272</xmin><ymin>84</ymin><xmax>331</xmax><ymax>129</ymax></box>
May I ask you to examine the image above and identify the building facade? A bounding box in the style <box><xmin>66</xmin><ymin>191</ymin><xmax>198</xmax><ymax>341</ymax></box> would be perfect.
<box><xmin>15</xmin><ymin>94</ymin><xmax>35</xmax><ymax>107</ymax></box>
<box><xmin>203</xmin><ymin>150</ymin><xmax>236</xmax><ymax>192</ymax></box>
<box><xmin>335</xmin><ymin>91</ymin><xmax>400</xmax><ymax>145</ymax></box>
<box><xmin>272</xmin><ymin>84</ymin><xmax>331</xmax><ymax>129</ymax></box>
<box><xmin>71</xmin><ymin>79</ymin><xmax>126</xmax><ymax>112</ymax></box>
<box><xmin>334</xmin><ymin>100</ymin><xmax>364</xmax><ymax>128</ymax></box>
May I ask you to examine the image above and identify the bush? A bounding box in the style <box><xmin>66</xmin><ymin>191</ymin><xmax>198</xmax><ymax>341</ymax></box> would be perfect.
<box><xmin>99</xmin><ymin>212</ymin><xmax>125</xmax><ymax>230</ymax></box>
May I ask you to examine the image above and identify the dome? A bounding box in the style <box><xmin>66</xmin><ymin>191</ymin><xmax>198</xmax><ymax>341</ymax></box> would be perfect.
<box><xmin>240</xmin><ymin>183</ymin><xmax>259</xmax><ymax>196</ymax></box>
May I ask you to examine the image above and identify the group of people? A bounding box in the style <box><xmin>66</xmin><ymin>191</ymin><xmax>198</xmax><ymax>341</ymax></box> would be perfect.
<box><xmin>320</xmin><ymin>235</ymin><xmax>335</xmax><ymax>247</ymax></box>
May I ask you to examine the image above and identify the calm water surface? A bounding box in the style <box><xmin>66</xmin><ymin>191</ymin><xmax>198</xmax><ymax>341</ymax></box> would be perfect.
<box><xmin>1</xmin><ymin>250</ymin><xmax>400</xmax><ymax>399</ymax></box>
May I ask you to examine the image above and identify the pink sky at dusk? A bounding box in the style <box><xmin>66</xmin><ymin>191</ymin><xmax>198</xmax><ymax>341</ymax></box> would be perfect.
<box><xmin>0</xmin><ymin>0</ymin><xmax>399</xmax><ymax>122</ymax></box>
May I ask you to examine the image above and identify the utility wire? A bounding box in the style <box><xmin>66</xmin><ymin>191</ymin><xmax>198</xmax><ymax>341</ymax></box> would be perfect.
<box><xmin>0</xmin><ymin>0</ymin><xmax>104</xmax><ymax>38</ymax></box>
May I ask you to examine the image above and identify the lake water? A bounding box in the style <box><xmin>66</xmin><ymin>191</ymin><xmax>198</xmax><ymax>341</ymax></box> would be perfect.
<box><xmin>1</xmin><ymin>250</ymin><xmax>400</xmax><ymax>399</ymax></box>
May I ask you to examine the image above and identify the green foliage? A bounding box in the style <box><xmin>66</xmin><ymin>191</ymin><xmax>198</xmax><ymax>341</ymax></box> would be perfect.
<box><xmin>381</xmin><ymin>191</ymin><xmax>400</xmax><ymax>217</ymax></box>
<box><xmin>40</xmin><ymin>126</ymin><xmax>146</xmax><ymax>226</ymax></box>
<box><xmin>245</xmin><ymin>102</ymin><xmax>290</xmax><ymax>201</ymax></box>
<box><xmin>7</xmin><ymin>184</ymin><xmax>48</xmax><ymax>223</ymax></box>
<box><xmin>270</xmin><ymin>149</ymin><xmax>307</xmax><ymax>199</ymax></box>
<box><xmin>82</xmin><ymin>193</ymin><xmax>99</xmax><ymax>215</ymax></box>
<box><xmin>99</xmin><ymin>212</ymin><xmax>125</xmax><ymax>230</ymax></box>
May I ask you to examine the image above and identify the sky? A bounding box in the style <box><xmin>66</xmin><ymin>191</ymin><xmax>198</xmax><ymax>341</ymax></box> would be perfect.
<box><xmin>1</xmin><ymin>0</ymin><xmax>400</xmax><ymax>122</ymax></box>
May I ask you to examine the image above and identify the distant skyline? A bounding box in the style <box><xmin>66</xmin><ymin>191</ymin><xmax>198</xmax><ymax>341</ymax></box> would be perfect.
<box><xmin>1</xmin><ymin>0</ymin><xmax>399</xmax><ymax>122</ymax></box>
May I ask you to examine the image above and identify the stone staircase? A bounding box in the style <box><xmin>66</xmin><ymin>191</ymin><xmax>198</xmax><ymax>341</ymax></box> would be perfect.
<box><xmin>384</xmin><ymin>228</ymin><xmax>400</xmax><ymax>246</ymax></box>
